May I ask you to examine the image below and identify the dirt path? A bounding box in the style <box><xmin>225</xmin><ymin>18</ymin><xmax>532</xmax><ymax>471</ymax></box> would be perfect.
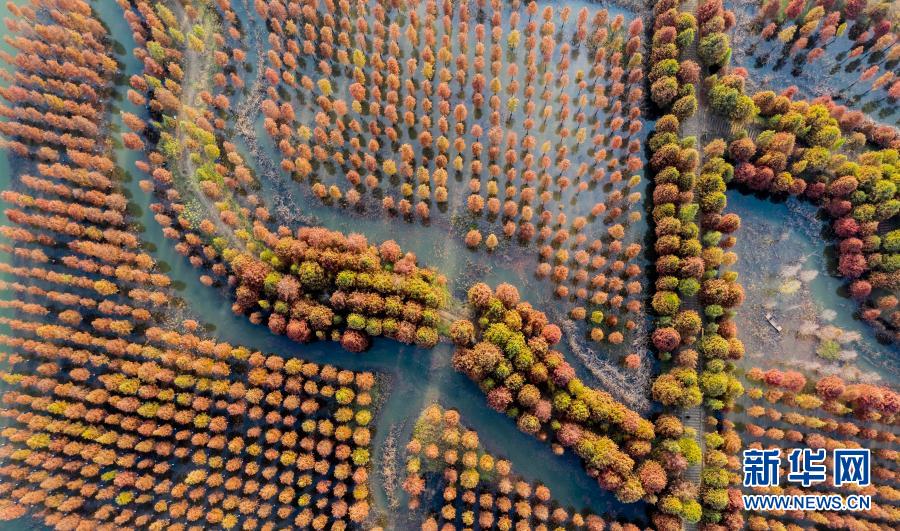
<box><xmin>170</xmin><ymin>4</ymin><xmax>246</xmax><ymax>251</ymax></box>
<box><xmin>679</xmin><ymin>0</ymin><xmax>704</xmax><ymax>152</ymax></box>
<box><xmin>673</xmin><ymin>0</ymin><xmax>710</xmax><ymax>527</ymax></box>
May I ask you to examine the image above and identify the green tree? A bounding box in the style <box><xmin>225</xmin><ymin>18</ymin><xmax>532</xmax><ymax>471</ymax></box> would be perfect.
<box><xmin>883</xmin><ymin>230</ymin><xmax>900</xmax><ymax>253</ymax></box>
<box><xmin>298</xmin><ymin>261</ymin><xmax>327</xmax><ymax>291</ymax></box>
<box><xmin>698</xmin><ymin>33</ymin><xmax>730</xmax><ymax>66</ymax></box>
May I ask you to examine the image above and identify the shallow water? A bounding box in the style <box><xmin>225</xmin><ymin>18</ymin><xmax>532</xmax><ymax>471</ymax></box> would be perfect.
<box><xmin>240</xmin><ymin>0</ymin><xmax>656</xmax><ymax>403</ymax></box>
<box><xmin>727</xmin><ymin>189</ymin><xmax>900</xmax><ymax>381</ymax></box>
<box><xmin>728</xmin><ymin>0</ymin><xmax>899</xmax><ymax>126</ymax></box>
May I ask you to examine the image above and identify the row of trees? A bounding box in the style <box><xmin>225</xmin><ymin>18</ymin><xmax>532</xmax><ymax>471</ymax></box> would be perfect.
<box><xmin>119</xmin><ymin>0</ymin><xmax>454</xmax><ymax>355</ymax></box>
<box><xmin>693</xmin><ymin>22</ymin><xmax>899</xmax><ymax>527</ymax></box>
<box><xmin>693</xmin><ymin>4</ymin><xmax>750</xmax><ymax>526</ymax></box>
<box><xmin>699</xmin><ymin>3</ymin><xmax>899</xmax><ymax>341</ymax></box>
<box><xmin>0</xmin><ymin>0</ymin><xmax>182</xmax><ymax>326</ymax></box>
<box><xmin>648</xmin><ymin>2</ymin><xmax>748</xmax><ymax>527</ymax></box>
<box><xmin>449</xmin><ymin>282</ymin><xmax>702</xmax><ymax>524</ymax></box>
<box><xmin>746</xmin><ymin>510</ymin><xmax>895</xmax><ymax>530</ymax></box>
<box><xmin>120</xmin><ymin>0</ymin><xmax>303</xmax><ymax>300</ymax></box>
<box><xmin>649</xmin><ymin>0</ymin><xmax>699</xmax><ymax>117</ymax></box>
<box><xmin>648</xmin><ymin>0</ymin><xmax>706</xmax><ymax>420</ymax></box>
<box><xmin>823</xmin><ymin>96</ymin><xmax>900</xmax><ymax>149</ymax></box>
<box><xmin>648</xmin><ymin>111</ymin><xmax>709</xmax><ymax>410</ymax></box>
<box><xmin>752</xmin><ymin>0</ymin><xmax>898</xmax><ymax>96</ymax></box>
<box><xmin>696</xmin><ymin>0</ymin><xmax>734</xmax><ymax>69</ymax></box>
<box><xmin>725</xmin><ymin>89</ymin><xmax>900</xmax><ymax>340</ymax></box>
<box><xmin>650</xmin><ymin>0</ymin><xmax>744</xmax><ymax>425</ymax></box>
<box><xmin>643</xmin><ymin>4</ymin><xmax>728</xmax><ymax>527</ymax></box>
<box><xmin>120</xmin><ymin>0</ymin><xmax>264</xmax><ymax>294</ymax></box>
<box><xmin>0</xmin><ymin>323</ymin><xmax>377</xmax><ymax>529</ymax></box>
<box><xmin>0</xmin><ymin>1</ymin><xmax>380</xmax><ymax>530</ymax></box>
<box><xmin>744</xmin><ymin>400</ymin><xmax>900</xmax><ymax>453</ymax></box>
<box><xmin>691</xmin><ymin>141</ymin><xmax>746</xmax><ymax>415</ymax></box>
<box><xmin>745</xmin><ymin>369</ymin><xmax>900</xmax><ymax>420</ymax></box>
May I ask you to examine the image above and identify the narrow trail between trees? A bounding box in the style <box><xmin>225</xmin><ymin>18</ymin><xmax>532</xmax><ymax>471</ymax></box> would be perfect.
<box><xmin>679</xmin><ymin>0</ymin><xmax>704</xmax><ymax>150</ymax></box>
<box><xmin>171</xmin><ymin>4</ymin><xmax>246</xmax><ymax>254</ymax></box>
<box><xmin>671</xmin><ymin>0</ymin><xmax>710</xmax><ymax>527</ymax></box>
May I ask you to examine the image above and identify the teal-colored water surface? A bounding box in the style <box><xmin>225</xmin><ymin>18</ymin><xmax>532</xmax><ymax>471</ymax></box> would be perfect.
<box><xmin>728</xmin><ymin>189</ymin><xmax>899</xmax><ymax>381</ymax></box>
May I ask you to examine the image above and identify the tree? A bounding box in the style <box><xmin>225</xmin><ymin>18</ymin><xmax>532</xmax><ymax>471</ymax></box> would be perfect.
<box><xmin>678</xmin><ymin>60</ymin><xmax>700</xmax><ymax>84</ymax></box>
<box><xmin>297</xmin><ymin>261</ymin><xmax>326</xmax><ymax>290</ymax></box>
<box><xmin>698</xmin><ymin>33</ymin><xmax>730</xmax><ymax>66</ymax></box>
<box><xmin>450</xmin><ymin>320</ymin><xmax>476</xmax><ymax>346</ymax></box>
<box><xmin>883</xmin><ymin>230</ymin><xmax>900</xmax><ymax>253</ymax></box>
<box><xmin>651</xmin><ymin>77</ymin><xmax>679</xmax><ymax>107</ymax></box>
<box><xmin>638</xmin><ymin>460</ymin><xmax>668</xmax><ymax>494</ymax></box>
<box><xmin>816</xmin><ymin>375</ymin><xmax>845</xmax><ymax>400</ymax></box>
<box><xmin>487</xmin><ymin>386</ymin><xmax>513</xmax><ymax>412</ymax></box>
<box><xmin>673</xmin><ymin>311</ymin><xmax>702</xmax><ymax>337</ymax></box>
<box><xmin>453</xmin><ymin>343</ymin><xmax>503</xmax><ymax>380</ymax></box>
<box><xmin>465</xmin><ymin>229</ymin><xmax>483</xmax><ymax>248</ymax></box>
<box><xmin>838</xmin><ymin>253</ymin><xmax>867</xmax><ymax>278</ymax></box>
<box><xmin>728</xmin><ymin>137</ymin><xmax>756</xmax><ymax>161</ymax></box>
<box><xmin>380</xmin><ymin>240</ymin><xmax>402</xmax><ymax>262</ymax></box>
<box><xmin>541</xmin><ymin>324</ymin><xmax>562</xmax><ymax>344</ymax></box>
<box><xmin>495</xmin><ymin>284</ymin><xmax>520</xmax><ymax>307</ymax></box>
<box><xmin>467</xmin><ymin>283</ymin><xmax>494</xmax><ymax>308</ymax></box>
<box><xmin>340</xmin><ymin>330</ymin><xmax>370</xmax><ymax>352</ymax></box>
<box><xmin>415</xmin><ymin>326</ymin><xmax>439</xmax><ymax>348</ymax></box>
<box><xmin>672</xmin><ymin>95</ymin><xmax>697</xmax><ymax>120</ymax></box>
<box><xmin>652</xmin><ymin>291</ymin><xmax>681</xmax><ymax>315</ymax></box>
<box><xmin>652</xmin><ymin>327</ymin><xmax>681</xmax><ymax>351</ymax></box>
